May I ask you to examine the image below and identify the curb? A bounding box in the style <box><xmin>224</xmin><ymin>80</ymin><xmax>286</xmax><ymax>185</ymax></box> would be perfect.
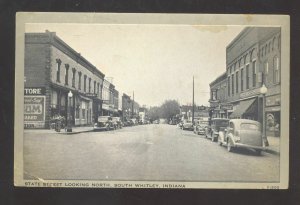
<box><xmin>263</xmin><ymin>148</ymin><xmax>280</xmax><ymax>155</ymax></box>
<box><xmin>57</xmin><ymin>129</ymin><xmax>94</xmax><ymax>135</ymax></box>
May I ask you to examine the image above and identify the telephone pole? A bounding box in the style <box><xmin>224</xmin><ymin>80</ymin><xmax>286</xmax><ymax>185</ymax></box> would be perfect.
<box><xmin>192</xmin><ymin>76</ymin><xmax>195</xmax><ymax>124</ymax></box>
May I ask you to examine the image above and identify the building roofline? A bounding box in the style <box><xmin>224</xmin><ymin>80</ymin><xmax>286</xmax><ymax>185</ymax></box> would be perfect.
<box><xmin>25</xmin><ymin>31</ymin><xmax>105</xmax><ymax>79</ymax></box>
<box><xmin>209</xmin><ymin>72</ymin><xmax>227</xmax><ymax>87</ymax></box>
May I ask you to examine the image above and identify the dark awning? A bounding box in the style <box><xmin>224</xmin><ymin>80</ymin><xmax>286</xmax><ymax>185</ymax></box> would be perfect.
<box><xmin>230</xmin><ymin>98</ymin><xmax>256</xmax><ymax>119</ymax></box>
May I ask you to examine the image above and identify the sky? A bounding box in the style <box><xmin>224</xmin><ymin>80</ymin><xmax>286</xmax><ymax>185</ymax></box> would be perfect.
<box><xmin>26</xmin><ymin>23</ymin><xmax>244</xmax><ymax>107</ymax></box>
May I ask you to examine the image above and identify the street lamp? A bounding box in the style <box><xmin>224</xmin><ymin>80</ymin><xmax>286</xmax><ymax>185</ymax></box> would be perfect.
<box><xmin>260</xmin><ymin>84</ymin><xmax>268</xmax><ymax>146</ymax></box>
<box><xmin>66</xmin><ymin>90</ymin><xmax>73</xmax><ymax>132</ymax></box>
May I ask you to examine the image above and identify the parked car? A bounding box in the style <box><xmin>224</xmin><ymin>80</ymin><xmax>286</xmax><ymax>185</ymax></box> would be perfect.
<box><xmin>218</xmin><ymin>119</ymin><xmax>266</xmax><ymax>155</ymax></box>
<box><xmin>112</xmin><ymin>117</ymin><xmax>123</xmax><ymax>129</ymax></box>
<box><xmin>178</xmin><ymin>121</ymin><xmax>183</xmax><ymax>128</ymax></box>
<box><xmin>182</xmin><ymin>120</ymin><xmax>193</xmax><ymax>130</ymax></box>
<box><xmin>123</xmin><ymin>119</ymin><xmax>133</xmax><ymax>127</ymax></box>
<box><xmin>205</xmin><ymin>118</ymin><xmax>229</xmax><ymax>142</ymax></box>
<box><xmin>194</xmin><ymin>120</ymin><xmax>208</xmax><ymax>135</ymax></box>
<box><xmin>93</xmin><ymin>116</ymin><xmax>115</xmax><ymax>131</ymax></box>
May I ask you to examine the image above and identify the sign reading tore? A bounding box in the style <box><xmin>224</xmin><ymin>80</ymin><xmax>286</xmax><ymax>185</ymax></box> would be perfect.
<box><xmin>24</xmin><ymin>87</ymin><xmax>46</xmax><ymax>128</ymax></box>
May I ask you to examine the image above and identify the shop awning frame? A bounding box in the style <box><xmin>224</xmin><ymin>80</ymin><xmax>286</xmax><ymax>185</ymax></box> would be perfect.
<box><xmin>230</xmin><ymin>98</ymin><xmax>257</xmax><ymax>119</ymax></box>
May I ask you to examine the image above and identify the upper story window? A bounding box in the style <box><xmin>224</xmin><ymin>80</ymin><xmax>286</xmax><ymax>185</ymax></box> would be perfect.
<box><xmin>246</xmin><ymin>64</ymin><xmax>250</xmax><ymax>89</ymax></box>
<box><xmin>84</xmin><ymin>75</ymin><xmax>87</xmax><ymax>92</ymax></box>
<box><xmin>252</xmin><ymin>60</ymin><xmax>256</xmax><ymax>87</ymax></box>
<box><xmin>227</xmin><ymin>76</ymin><xmax>231</xmax><ymax>97</ymax></box>
<box><xmin>97</xmin><ymin>83</ymin><xmax>100</xmax><ymax>97</ymax></box>
<box><xmin>273</xmin><ymin>56</ymin><xmax>280</xmax><ymax>84</ymax></box>
<box><xmin>64</xmin><ymin>64</ymin><xmax>69</xmax><ymax>85</ymax></box>
<box><xmin>88</xmin><ymin>78</ymin><xmax>91</xmax><ymax>93</ymax></box>
<box><xmin>72</xmin><ymin>68</ymin><xmax>76</xmax><ymax>88</ymax></box>
<box><xmin>94</xmin><ymin>80</ymin><xmax>96</xmax><ymax>94</ymax></box>
<box><xmin>241</xmin><ymin>68</ymin><xmax>244</xmax><ymax>92</ymax></box>
<box><xmin>78</xmin><ymin>72</ymin><xmax>82</xmax><ymax>90</ymax></box>
<box><xmin>236</xmin><ymin>71</ymin><xmax>239</xmax><ymax>93</ymax></box>
<box><xmin>231</xmin><ymin>74</ymin><xmax>234</xmax><ymax>95</ymax></box>
<box><xmin>56</xmin><ymin>59</ymin><xmax>61</xmax><ymax>83</ymax></box>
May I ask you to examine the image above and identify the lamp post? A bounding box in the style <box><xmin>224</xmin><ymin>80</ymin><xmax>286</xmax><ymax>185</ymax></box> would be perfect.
<box><xmin>260</xmin><ymin>83</ymin><xmax>268</xmax><ymax>145</ymax></box>
<box><xmin>66</xmin><ymin>90</ymin><xmax>73</xmax><ymax>132</ymax></box>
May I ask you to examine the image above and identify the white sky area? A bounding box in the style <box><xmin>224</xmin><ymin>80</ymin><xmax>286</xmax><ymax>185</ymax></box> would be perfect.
<box><xmin>26</xmin><ymin>23</ymin><xmax>244</xmax><ymax>107</ymax></box>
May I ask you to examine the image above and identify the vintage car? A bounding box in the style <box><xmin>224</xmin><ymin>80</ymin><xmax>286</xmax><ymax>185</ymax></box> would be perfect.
<box><xmin>182</xmin><ymin>120</ymin><xmax>194</xmax><ymax>131</ymax></box>
<box><xmin>112</xmin><ymin>117</ymin><xmax>123</xmax><ymax>129</ymax></box>
<box><xmin>218</xmin><ymin>119</ymin><xmax>266</xmax><ymax>155</ymax></box>
<box><xmin>93</xmin><ymin>116</ymin><xmax>115</xmax><ymax>131</ymax></box>
<box><xmin>194</xmin><ymin>120</ymin><xmax>208</xmax><ymax>135</ymax></box>
<box><xmin>205</xmin><ymin>118</ymin><xmax>229</xmax><ymax>142</ymax></box>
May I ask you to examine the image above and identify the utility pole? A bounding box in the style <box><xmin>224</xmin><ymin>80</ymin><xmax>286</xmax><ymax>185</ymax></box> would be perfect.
<box><xmin>192</xmin><ymin>76</ymin><xmax>195</xmax><ymax>124</ymax></box>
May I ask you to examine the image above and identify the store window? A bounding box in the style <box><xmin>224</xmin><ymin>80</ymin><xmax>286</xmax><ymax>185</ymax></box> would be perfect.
<box><xmin>82</xmin><ymin>101</ymin><xmax>86</xmax><ymax>118</ymax></box>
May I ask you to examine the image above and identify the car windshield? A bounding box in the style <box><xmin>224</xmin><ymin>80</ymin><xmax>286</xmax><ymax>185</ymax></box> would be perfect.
<box><xmin>215</xmin><ymin>120</ymin><xmax>229</xmax><ymax>127</ymax></box>
<box><xmin>240</xmin><ymin>123</ymin><xmax>260</xmax><ymax>131</ymax></box>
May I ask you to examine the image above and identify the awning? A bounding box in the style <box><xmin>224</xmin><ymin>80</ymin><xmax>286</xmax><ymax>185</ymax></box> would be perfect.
<box><xmin>230</xmin><ymin>98</ymin><xmax>256</xmax><ymax>119</ymax></box>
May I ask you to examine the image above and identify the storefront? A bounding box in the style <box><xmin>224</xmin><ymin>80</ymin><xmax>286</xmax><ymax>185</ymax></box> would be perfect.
<box><xmin>265</xmin><ymin>94</ymin><xmax>281</xmax><ymax>137</ymax></box>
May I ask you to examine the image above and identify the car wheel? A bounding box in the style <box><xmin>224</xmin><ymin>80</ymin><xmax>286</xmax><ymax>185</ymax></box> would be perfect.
<box><xmin>255</xmin><ymin>149</ymin><xmax>262</xmax><ymax>155</ymax></box>
<box><xmin>227</xmin><ymin>139</ymin><xmax>233</xmax><ymax>152</ymax></box>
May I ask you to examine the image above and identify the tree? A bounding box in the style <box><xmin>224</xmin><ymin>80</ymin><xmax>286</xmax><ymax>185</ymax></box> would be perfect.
<box><xmin>160</xmin><ymin>100</ymin><xmax>180</xmax><ymax>121</ymax></box>
<box><xmin>148</xmin><ymin>106</ymin><xmax>162</xmax><ymax>121</ymax></box>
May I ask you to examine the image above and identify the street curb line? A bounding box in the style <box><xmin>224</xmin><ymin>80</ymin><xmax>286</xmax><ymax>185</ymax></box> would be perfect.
<box><xmin>263</xmin><ymin>148</ymin><xmax>280</xmax><ymax>155</ymax></box>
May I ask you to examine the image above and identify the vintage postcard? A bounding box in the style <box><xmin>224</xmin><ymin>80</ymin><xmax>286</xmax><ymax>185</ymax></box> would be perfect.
<box><xmin>14</xmin><ymin>13</ymin><xmax>290</xmax><ymax>189</ymax></box>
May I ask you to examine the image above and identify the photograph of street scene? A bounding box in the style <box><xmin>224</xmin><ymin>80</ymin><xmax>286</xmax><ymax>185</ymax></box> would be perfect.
<box><xmin>23</xmin><ymin>22</ymin><xmax>282</xmax><ymax>183</ymax></box>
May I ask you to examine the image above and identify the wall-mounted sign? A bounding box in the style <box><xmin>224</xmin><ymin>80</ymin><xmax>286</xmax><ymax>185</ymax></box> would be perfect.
<box><xmin>266</xmin><ymin>95</ymin><xmax>281</xmax><ymax>107</ymax></box>
<box><xmin>24</xmin><ymin>87</ymin><xmax>45</xmax><ymax>95</ymax></box>
<box><xmin>24</xmin><ymin>96</ymin><xmax>45</xmax><ymax>128</ymax></box>
<box><xmin>85</xmin><ymin>93</ymin><xmax>98</xmax><ymax>98</ymax></box>
<box><xmin>220</xmin><ymin>103</ymin><xmax>233</xmax><ymax>110</ymax></box>
<box><xmin>240</xmin><ymin>87</ymin><xmax>261</xmax><ymax>99</ymax></box>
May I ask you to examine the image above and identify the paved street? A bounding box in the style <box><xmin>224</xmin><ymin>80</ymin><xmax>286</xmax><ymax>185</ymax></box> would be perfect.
<box><xmin>24</xmin><ymin>124</ymin><xmax>279</xmax><ymax>182</ymax></box>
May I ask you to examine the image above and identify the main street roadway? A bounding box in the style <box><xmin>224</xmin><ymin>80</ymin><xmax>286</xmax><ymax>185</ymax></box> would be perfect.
<box><xmin>24</xmin><ymin>124</ymin><xmax>279</xmax><ymax>182</ymax></box>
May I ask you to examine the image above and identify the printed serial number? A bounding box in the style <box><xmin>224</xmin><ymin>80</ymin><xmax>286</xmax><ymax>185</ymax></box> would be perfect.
<box><xmin>267</xmin><ymin>185</ymin><xmax>279</xmax><ymax>189</ymax></box>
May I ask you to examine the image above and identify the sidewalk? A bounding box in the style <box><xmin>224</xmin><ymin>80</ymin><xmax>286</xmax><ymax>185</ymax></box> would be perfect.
<box><xmin>24</xmin><ymin>126</ymin><xmax>94</xmax><ymax>135</ymax></box>
<box><xmin>264</xmin><ymin>136</ymin><xmax>280</xmax><ymax>155</ymax></box>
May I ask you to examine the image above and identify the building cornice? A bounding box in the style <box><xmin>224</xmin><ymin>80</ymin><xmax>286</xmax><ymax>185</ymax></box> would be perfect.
<box><xmin>25</xmin><ymin>32</ymin><xmax>105</xmax><ymax>80</ymax></box>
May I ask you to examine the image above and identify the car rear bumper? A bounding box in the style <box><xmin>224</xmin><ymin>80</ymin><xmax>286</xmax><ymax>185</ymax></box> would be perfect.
<box><xmin>233</xmin><ymin>142</ymin><xmax>266</xmax><ymax>150</ymax></box>
<box><xmin>93</xmin><ymin>126</ymin><xmax>107</xmax><ymax>131</ymax></box>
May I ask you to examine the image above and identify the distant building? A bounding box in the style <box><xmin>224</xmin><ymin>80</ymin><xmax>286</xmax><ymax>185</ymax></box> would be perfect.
<box><xmin>24</xmin><ymin>31</ymin><xmax>105</xmax><ymax>128</ymax></box>
<box><xmin>179</xmin><ymin>105</ymin><xmax>209</xmax><ymax>121</ymax></box>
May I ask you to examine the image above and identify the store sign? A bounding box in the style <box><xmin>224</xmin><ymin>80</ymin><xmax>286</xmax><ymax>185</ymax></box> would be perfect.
<box><xmin>85</xmin><ymin>93</ymin><xmax>98</xmax><ymax>98</ymax></box>
<box><xmin>24</xmin><ymin>87</ymin><xmax>45</xmax><ymax>95</ymax></box>
<box><xmin>24</xmin><ymin>96</ymin><xmax>45</xmax><ymax>128</ymax></box>
<box><xmin>240</xmin><ymin>87</ymin><xmax>261</xmax><ymax>99</ymax></box>
<box><xmin>220</xmin><ymin>104</ymin><xmax>233</xmax><ymax>110</ymax></box>
<box><xmin>266</xmin><ymin>95</ymin><xmax>281</xmax><ymax>107</ymax></box>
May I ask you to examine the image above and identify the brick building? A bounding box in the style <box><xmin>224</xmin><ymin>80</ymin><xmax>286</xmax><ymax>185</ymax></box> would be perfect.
<box><xmin>24</xmin><ymin>31</ymin><xmax>105</xmax><ymax>128</ymax></box>
<box><xmin>209</xmin><ymin>27</ymin><xmax>281</xmax><ymax>137</ymax></box>
<box><xmin>208</xmin><ymin>72</ymin><xmax>228</xmax><ymax>118</ymax></box>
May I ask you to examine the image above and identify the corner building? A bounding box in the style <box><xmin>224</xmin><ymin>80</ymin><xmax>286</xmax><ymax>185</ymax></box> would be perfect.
<box><xmin>226</xmin><ymin>27</ymin><xmax>281</xmax><ymax>136</ymax></box>
<box><xmin>24</xmin><ymin>31</ymin><xmax>105</xmax><ymax>128</ymax></box>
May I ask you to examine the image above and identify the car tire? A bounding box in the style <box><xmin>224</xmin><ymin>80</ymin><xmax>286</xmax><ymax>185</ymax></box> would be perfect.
<box><xmin>227</xmin><ymin>139</ymin><xmax>233</xmax><ymax>152</ymax></box>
